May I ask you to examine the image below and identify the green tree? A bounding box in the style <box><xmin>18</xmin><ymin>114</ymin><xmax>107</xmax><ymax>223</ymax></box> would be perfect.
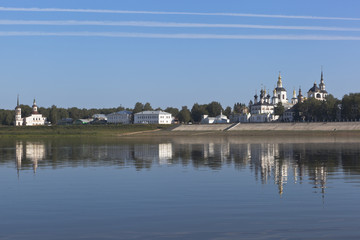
<box><xmin>178</xmin><ymin>106</ymin><xmax>191</xmax><ymax>123</ymax></box>
<box><xmin>274</xmin><ymin>102</ymin><xmax>285</xmax><ymax>116</ymax></box>
<box><xmin>68</xmin><ymin>107</ymin><xmax>81</xmax><ymax>120</ymax></box>
<box><xmin>143</xmin><ymin>102</ymin><xmax>153</xmax><ymax>111</ymax></box>
<box><xmin>133</xmin><ymin>102</ymin><xmax>144</xmax><ymax>114</ymax></box>
<box><xmin>341</xmin><ymin>93</ymin><xmax>360</xmax><ymax>120</ymax></box>
<box><xmin>233</xmin><ymin>103</ymin><xmax>247</xmax><ymax>114</ymax></box>
<box><xmin>49</xmin><ymin>105</ymin><xmax>58</xmax><ymax>124</ymax></box>
<box><xmin>4</xmin><ymin>111</ymin><xmax>14</xmax><ymax>125</ymax></box>
<box><xmin>191</xmin><ymin>103</ymin><xmax>208</xmax><ymax>123</ymax></box>
<box><xmin>164</xmin><ymin>107</ymin><xmax>179</xmax><ymax>117</ymax></box>
<box><xmin>224</xmin><ymin>106</ymin><xmax>232</xmax><ymax>117</ymax></box>
<box><xmin>206</xmin><ymin>101</ymin><xmax>223</xmax><ymax>117</ymax></box>
<box><xmin>20</xmin><ymin>104</ymin><xmax>32</xmax><ymax>118</ymax></box>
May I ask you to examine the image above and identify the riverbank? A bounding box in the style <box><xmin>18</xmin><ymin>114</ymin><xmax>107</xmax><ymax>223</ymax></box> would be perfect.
<box><xmin>0</xmin><ymin>124</ymin><xmax>170</xmax><ymax>137</ymax></box>
<box><xmin>172</xmin><ymin>122</ymin><xmax>360</xmax><ymax>132</ymax></box>
<box><xmin>1</xmin><ymin>122</ymin><xmax>360</xmax><ymax>138</ymax></box>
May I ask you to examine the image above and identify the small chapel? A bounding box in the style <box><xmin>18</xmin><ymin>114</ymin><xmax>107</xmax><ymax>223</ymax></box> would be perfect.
<box><xmin>15</xmin><ymin>96</ymin><xmax>47</xmax><ymax>126</ymax></box>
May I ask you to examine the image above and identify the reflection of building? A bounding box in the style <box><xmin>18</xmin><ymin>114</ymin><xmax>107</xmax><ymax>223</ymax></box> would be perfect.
<box><xmin>16</xmin><ymin>141</ymin><xmax>23</xmax><ymax>174</ymax></box>
<box><xmin>134</xmin><ymin>143</ymin><xmax>173</xmax><ymax>164</ymax></box>
<box><xmin>201</xmin><ymin>142</ymin><xmax>230</xmax><ymax>162</ymax></box>
<box><xmin>312</xmin><ymin>165</ymin><xmax>327</xmax><ymax>196</ymax></box>
<box><xmin>158</xmin><ymin>144</ymin><xmax>173</xmax><ymax>164</ymax></box>
<box><xmin>16</xmin><ymin>141</ymin><xmax>46</xmax><ymax>173</ymax></box>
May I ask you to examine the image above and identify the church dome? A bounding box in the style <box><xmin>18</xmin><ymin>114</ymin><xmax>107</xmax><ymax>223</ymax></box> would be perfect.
<box><xmin>309</xmin><ymin>83</ymin><xmax>320</xmax><ymax>92</ymax></box>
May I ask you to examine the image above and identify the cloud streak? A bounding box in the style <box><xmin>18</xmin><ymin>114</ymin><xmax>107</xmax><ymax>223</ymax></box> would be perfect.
<box><xmin>1</xmin><ymin>31</ymin><xmax>360</xmax><ymax>40</ymax></box>
<box><xmin>0</xmin><ymin>6</ymin><xmax>359</xmax><ymax>21</ymax></box>
<box><xmin>1</xmin><ymin>20</ymin><xmax>360</xmax><ymax>32</ymax></box>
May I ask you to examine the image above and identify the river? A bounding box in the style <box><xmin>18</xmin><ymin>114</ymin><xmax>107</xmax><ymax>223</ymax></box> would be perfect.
<box><xmin>1</xmin><ymin>136</ymin><xmax>360</xmax><ymax>239</ymax></box>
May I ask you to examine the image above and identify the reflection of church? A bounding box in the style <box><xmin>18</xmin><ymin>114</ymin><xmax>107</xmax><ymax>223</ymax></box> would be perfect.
<box><xmin>16</xmin><ymin>141</ymin><xmax>46</xmax><ymax>173</ymax></box>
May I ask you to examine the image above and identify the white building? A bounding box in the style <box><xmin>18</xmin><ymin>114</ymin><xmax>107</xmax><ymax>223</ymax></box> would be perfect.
<box><xmin>274</xmin><ymin>72</ymin><xmax>288</xmax><ymax>105</ymax></box>
<box><xmin>92</xmin><ymin>114</ymin><xmax>107</xmax><ymax>121</ymax></box>
<box><xmin>134</xmin><ymin>111</ymin><xmax>172</xmax><ymax>124</ymax></box>
<box><xmin>249</xmin><ymin>89</ymin><xmax>279</xmax><ymax>122</ymax></box>
<box><xmin>231</xmin><ymin>113</ymin><xmax>251</xmax><ymax>123</ymax></box>
<box><xmin>307</xmin><ymin>71</ymin><xmax>328</xmax><ymax>101</ymax></box>
<box><xmin>201</xmin><ymin>111</ymin><xmax>230</xmax><ymax>124</ymax></box>
<box><xmin>15</xmin><ymin>97</ymin><xmax>47</xmax><ymax>126</ymax></box>
<box><xmin>107</xmin><ymin>111</ymin><xmax>132</xmax><ymax>124</ymax></box>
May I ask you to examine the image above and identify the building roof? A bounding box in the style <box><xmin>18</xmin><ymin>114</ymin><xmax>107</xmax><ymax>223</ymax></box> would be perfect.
<box><xmin>275</xmin><ymin>87</ymin><xmax>286</xmax><ymax>92</ymax></box>
<box><xmin>308</xmin><ymin>83</ymin><xmax>320</xmax><ymax>92</ymax></box>
<box><xmin>92</xmin><ymin>114</ymin><xmax>107</xmax><ymax>119</ymax></box>
<box><xmin>135</xmin><ymin>111</ymin><xmax>171</xmax><ymax>115</ymax></box>
<box><xmin>252</xmin><ymin>101</ymin><xmax>274</xmax><ymax>106</ymax></box>
<box><xmin>107</xmin><ymin>110</ymin><xmax>132</xmax><ymax>116</ymax></box>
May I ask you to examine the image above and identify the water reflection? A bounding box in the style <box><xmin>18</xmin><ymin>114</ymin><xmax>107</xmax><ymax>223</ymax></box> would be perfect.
<box><xmin>6</xmin><ymin>138</ymin><xmax>360</xmax><ymax>196</ymax></box>
<box><xmin>15</xmin><ymin>141</ymin><xmax>46</xmax><ymax>174</ymax></box>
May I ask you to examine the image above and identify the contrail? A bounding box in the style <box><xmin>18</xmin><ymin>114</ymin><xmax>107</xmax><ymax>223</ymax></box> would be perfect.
<box><xmin>1</xmin><ymin>20</ymin><xmax>360</xmax><ymax>32</ymax></box>
<box><xmin>0</xmin><ymin>6</ymin><xmax>359</xmax><ymax>21</ymax></box>
<box><xmin>1</xmin><ymin>31</ymin><xmax>360</xmax><ymax>40</ymax></box>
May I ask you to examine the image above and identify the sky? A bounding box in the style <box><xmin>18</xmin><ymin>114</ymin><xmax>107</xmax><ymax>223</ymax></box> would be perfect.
<box><xmin>0</xmin><ymin>0</ymin><xmax>360</xmax><ymax>110</ymax></box>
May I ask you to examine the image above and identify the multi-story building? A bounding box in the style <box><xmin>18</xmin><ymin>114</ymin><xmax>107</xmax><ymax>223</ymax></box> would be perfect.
<box><xmin>134</xmin><ymin>111</ymin><xmax>172</xmax><ymax>124</ymax></box>
<box><xmin>106</xmin><ymin>111</ymin><xmax>132</xmax><ymax>124</ymax></box>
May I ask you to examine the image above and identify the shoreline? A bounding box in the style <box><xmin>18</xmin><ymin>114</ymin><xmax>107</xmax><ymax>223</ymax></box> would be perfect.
<box><xmin>0</xmin><ymin>122</ymin><xmax>360</xmax><ymax>138</ymax></box>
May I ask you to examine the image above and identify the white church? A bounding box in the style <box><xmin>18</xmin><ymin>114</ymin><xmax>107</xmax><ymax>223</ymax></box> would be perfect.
<box><xmin>15</xmin><ymin>97</ymin><xmax>47</xmax><ymax>126</ymax></box>
<box><xmin>234</xmin><ymin>71</ymin><xmax>328</xmax><ymax>123</ymax></box>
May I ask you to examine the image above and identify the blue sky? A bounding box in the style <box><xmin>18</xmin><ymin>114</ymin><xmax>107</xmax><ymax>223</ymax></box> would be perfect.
<box><xmin>0</xmin><ymin>0</ymin><xmax>360</xmax><ymax>109</ymax></box>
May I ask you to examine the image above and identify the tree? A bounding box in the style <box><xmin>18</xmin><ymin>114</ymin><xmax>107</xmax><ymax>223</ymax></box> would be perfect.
<box><xmin>20</xmin><ymin>104</ymin><xmax>32</xmax><ymax>118</ymax></box>
<box><xmin>191</xmin><ymin>103</ymin><xmax>208</xmax><ymax>123</ymax></box>
<box><xmin>133</xmin><ymin>102</ymin><xmax>144</xmax><ymax>114</ymax></box>
<box><xmin>206</xmin><ymin>101</ymin><xmax>223</xmax><ymax>117</ymax></box>
<box><xmin>341</xmin><ymin>93</ymin><xmax>360</xmax><ymax>120</ymax></box>
<box><xmin>164</xmin><ymin>107</ymin><xmax>179</xmax><ymax>117</ymax></box>
<box><xmin>49</xmin><ymin>105</ymin><xmax>58</xmax><ymax>124</ymax></box>
<box><xmin>178</xmin><ymin>106</ymin><xmax>191</xmax><ymax>123</ymax></box>
<box><xmin>224</xmin><ymin>106</ymin><xmax>232</xmax><ymax>117</ymax></box>
<box><xmin>143</xmin><ymin>102</ymin><xmax>153</xmax><ymax>111</ymax></box>
<box><xmin>321</xmin><ymin>95</ymin><xmax>340</xmax><ymax>121</ymax></box>
<box><xmin>274</xmin><ymin>102</ymin><xmax>285</xmax><ymax>116</ymax></box>
<box><xmin>233</xmin><ymin>103</ymin><xmax>247</xmax><ymax>114</ymax></box>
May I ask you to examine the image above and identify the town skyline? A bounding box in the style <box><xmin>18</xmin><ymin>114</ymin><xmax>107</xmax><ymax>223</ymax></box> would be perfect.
<box><xmin>0</xmin><ymin>0</ymin><xmax>359</xmax><ymax>109</ymax></box>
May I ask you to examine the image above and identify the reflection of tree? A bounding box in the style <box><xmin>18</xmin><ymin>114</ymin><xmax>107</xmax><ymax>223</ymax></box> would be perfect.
<box><xmin>7</xmin><ymin>138</ymin><xmax>360</xmax><ymax>197</ymax></box>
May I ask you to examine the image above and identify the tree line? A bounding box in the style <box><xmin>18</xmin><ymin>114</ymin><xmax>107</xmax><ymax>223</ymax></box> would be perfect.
<box><xmin>0</xmin><ymin>93</ymin><xmax>359</xmax><ymax>125</ymax></box>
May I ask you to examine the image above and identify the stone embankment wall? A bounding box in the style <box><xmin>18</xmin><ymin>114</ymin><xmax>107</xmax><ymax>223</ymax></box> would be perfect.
<box><xmin>172</xmin><ymin>122</ymin><xmax>360</xmax><ymax>131</ymax></box>
<box><xmin>173</xmin><ymin>124</ymin><xmax>230</xmax><ymax>131</ymax></box>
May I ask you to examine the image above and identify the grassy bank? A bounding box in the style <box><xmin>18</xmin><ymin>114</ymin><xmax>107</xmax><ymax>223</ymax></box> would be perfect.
<box><xmin>0</xmin><ymin>124</ymin><xmax>171</xmax><ymax>137</ymax></box>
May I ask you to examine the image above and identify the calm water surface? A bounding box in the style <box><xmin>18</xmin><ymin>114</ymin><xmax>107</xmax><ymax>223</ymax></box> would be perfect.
<box><xmin>1</xmin><ymin>136</ymin><xmax>360</xmax><ymax>240</ymax></box>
